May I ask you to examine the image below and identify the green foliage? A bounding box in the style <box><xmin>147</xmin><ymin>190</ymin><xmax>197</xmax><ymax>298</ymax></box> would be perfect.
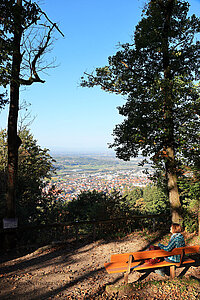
<box><xmin>34</xmin><ymin>185</ymin><xmax>66</xmax><ymax>225</ymax></box>
<box><xmin>81</xmin><ymin>0</ymin><xmax>200</xmax><ymax>225</ymax></box>
<box><xmin>179</xmin><ymin>166</ymin><xmax>200</xmax><ymax>232</ymax></box>
<box><xmin>143</xmin><ymin>184</ymin><xmax>169</xmax><ymax>214</ymax></box>
<box><xmin>0</xmin><ymin>128</ymin><xmax>63</xmax><ymax>225</ymax></box>
<box><xmin>15</xmin><ymin>129</ymin><xmax>55</xmax><ymax>224</ymax></box>
<box><xmin>0</xmin><ymin>92</ymin><xmax>8</xmax><ymax>110</ymax></box>
<box><xmin>81</xmin><ymin>0</ymin><xmax>200</xmax><ymax>201</ymax></box>
<box><xmin>67</xmin><ymin>184</ymin><xmax>169</xmax><ymax>223</ymax></box>
<box><xmin>123</xmin><ymin>187</ymin><xmax>144</xmax><ymax>213</ymax></box>
<box><xmin>0</xmin><ymin>129</ymin><xmax>7</xmax><ymax>172</ymax></box>
<box><xmin>67</xmin><ymin>190</ymin><xmax>127</xmax><ymax>222</ymax></box>
<box><xmin>123</xmin><ymin>184</ymin><xmax>169</xmax><ymax>215</ymax></box>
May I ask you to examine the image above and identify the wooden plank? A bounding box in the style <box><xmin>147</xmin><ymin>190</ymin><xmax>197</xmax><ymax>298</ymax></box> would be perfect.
<box><xmin>110</xmin><ymin>246</ymin><xmax>199</xmax><ymax>262</ymax></box>
<box><xmin>183</xmin><ymin>245</ymin><xmax>199</xmax><ymax>254</ymax></box>
<box><xmin>127</xmin><ymin>255</ymin><xmax>133</xmax><ymax>274</ymax></box>
<box><xmin>104</xmin><ymin>261</ymin><xmax>142</xmax><ymax>274</ymax></box>
<box><xmin>133</xmin><ymin>258</ymin><xmax>195</xmax><ymax>271</ymax></box>
<box><xmin>181</xmin><ymin>257</ymin><xmax>195</xmax><ymax>264</ymax></box>
<box><xmin>104</xmin><ymin>257</ymin><xmax>195</xmax><ymax>274</ymax></box>
<box><xmin>124</xmin><ymin>255</ymin><xmax>133</xmax><ymax>283</ymax></box>
<box><xmin>170</xmin><ymin>265</ymin><xmax>176</xmax><ymax>279</ymax></box>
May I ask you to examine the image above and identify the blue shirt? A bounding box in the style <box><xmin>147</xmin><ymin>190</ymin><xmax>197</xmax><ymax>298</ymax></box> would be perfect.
<box><xmin>158</xmin><ymin>233</ymin><xmax>185</xmax><ymax>263</ymax></box>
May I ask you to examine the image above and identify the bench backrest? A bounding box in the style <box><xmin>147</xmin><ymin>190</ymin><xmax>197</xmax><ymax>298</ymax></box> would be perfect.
<box><xmin>110</xmin><ymin>246</ymin><xmax>199</xmax><ymax>262</ymax></box>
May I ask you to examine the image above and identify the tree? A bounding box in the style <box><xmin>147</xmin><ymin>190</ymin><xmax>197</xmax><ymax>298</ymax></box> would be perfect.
<box><xmin>143</xmin><ymin>184</ymin><xmax>169</xmax><ymax>214</ymax></box>
<box><xmin>0</xmin><ymin>1</ymin><xmax>12</xmax><ymax>109</ymax></box>
<box><xmin>0</xmin><ymin>130</ymin><xmax>7</xmax><ymax>221</ymax></box>
<box><xmin>16</xmin><ymin>128</ymin><xmax>56</xmax><ymax>224</ymax></box>
<box><xmin>179</xmin><ymin>164</ymin><xmax>200</xmax><ymax>234</ymax></box>
<box><xmin>123</xmin><ymin>185</ymin><xmax>169</xmax><ymax>214</ymax></box>
<box><xmin>0</xmin><ymin>0</ymin><xmax>63</xmax><ymax>226</ymax></box>
<box><xmin>81</xmin><ymin>0</ymin><xmax>200</xmax><ymax>223</ymax></box>
<box><xmin>67</xmin><ymin>190</ymin><xmax>127</xmax><ymax>222</ymax></box>
<box><xmin>0</xmin><ymin>128</ymin><xmax>61</xmax><ymax>226</ymax></box>
<box><xmin>123</xmin><ymin>187</ymin><xmax>144</xmax><ymax>213</ymax></box>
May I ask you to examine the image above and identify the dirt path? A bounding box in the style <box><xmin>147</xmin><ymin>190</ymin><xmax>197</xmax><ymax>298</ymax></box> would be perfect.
<box><xmin>0</xmin><ymin>231</ymin><xmax>199</xmax><ymax>299</ymax></box>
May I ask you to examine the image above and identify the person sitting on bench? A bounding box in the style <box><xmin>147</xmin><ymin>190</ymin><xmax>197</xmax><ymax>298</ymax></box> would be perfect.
<box><xmin>155</xmin><ymin>223</ymin><xmax>185</xmax><ymax>276</ymax></box>
<box><xmin>159</xmin><ymin>223</ymin><xmax>185</xmax><ymax>262</ymax></box>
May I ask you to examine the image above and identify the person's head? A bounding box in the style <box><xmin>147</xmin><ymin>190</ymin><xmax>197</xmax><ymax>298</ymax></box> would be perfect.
<box><xmin>170</xmin><ymin>223</ymin><xmax>183</xmax><ymax>234</ymax></box>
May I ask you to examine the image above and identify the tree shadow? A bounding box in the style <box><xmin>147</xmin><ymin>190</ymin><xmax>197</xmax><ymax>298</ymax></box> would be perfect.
<box><xmin>140</xmin><ymin>229</ymin><xmax>169</xmax><ymax>251</ymax></box>
<box><xmin>0</xmin><ymin>263</ymin><xmax>123</xmax><ymax>300</ymax></box>
<box><xmin>0</xmin><ymin>226</ymin><xmax>169</xmax><ymax>273</ymax></box>
<box><xmin>1</xmin><ymin>227</ymin><xmax>199</xmax><ymax>300</ymax></box>
<box><xmin>0</xmin><ymin>239</ymin><xmax>98</xmax><ymax>275</ymax></box>
<box><xmin>28</xmin><ymin>266</ymin><xmax>105</xmax><ymax>300</ymax></box>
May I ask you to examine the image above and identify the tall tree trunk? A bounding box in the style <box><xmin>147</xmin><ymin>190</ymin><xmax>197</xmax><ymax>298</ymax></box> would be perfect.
<box><xmin>7</xmin><ymin>0</ymin><xmax>22</xmax><ymax>219</ymax></box>
<box><xmin>165</xmin><ymin>147</ymin><xmax>182</xmax><ymax>223</ymax></box>
<box><xmin>162</xmin><ymin>0</ymin><xmax>182</xmax><ymax>224</ymax></box>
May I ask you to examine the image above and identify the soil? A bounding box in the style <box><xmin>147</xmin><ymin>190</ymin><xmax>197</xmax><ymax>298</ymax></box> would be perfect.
<box><xmin>0</xmin><ymin>231</ymin><xmax>199</xmax><ymax>299</ymax></box>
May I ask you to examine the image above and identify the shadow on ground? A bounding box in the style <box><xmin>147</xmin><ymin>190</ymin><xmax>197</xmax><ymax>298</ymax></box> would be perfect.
<box><xmin>0</xmin><ymin>230</ymin><xmax>199</xmax><ymax>300</ymax></box>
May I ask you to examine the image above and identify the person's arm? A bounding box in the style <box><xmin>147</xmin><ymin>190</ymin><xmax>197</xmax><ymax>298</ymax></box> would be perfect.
<box><xmin>158</xmin><ymin>236</ymin><xmax>176</xmax><ymax>252</ymax></box>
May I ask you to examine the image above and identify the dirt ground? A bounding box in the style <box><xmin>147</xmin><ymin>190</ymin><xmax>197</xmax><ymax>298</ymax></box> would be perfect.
<box><xmin>0</xmin><ymin>231</ymin><xmax>199</xmax><ymax>300</ymax></box>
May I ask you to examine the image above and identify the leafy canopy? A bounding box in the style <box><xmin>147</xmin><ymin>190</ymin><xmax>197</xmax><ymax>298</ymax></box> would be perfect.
<box><xmin>81</xmin><ymin>0</ymin><xmax>200</xmax><ymax>167</ymax></box>
<box><xmin>67</xmin><ymin>190</ymin><xmax>127</xmax><ymax>222</ymax></box>
<box><xmin>0</xmin><ymin>128</ymin><xmax>59</xmax><ymax>225</ymax></box>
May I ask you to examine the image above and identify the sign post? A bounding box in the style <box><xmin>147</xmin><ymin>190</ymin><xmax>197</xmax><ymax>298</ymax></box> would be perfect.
<box><xmin>3</xmin><ymin>218</ymin><xmax>18</xmax><ymax>229</ymax></box>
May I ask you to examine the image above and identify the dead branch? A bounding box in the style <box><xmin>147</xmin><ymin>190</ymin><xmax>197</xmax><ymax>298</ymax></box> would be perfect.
<box><xmin>20</xmin><ymin>24</ymin><xmax>55</xmax><ymax>85</ymax></box>
<box><xmin>34</xmin><ymin>2</ymin><xmax>64</xmax><ymax>37</ymax></box>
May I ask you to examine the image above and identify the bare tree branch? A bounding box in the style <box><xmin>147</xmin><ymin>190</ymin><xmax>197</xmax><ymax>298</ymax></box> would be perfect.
<box><xmin>23</xmin><ymin>0</ymin><xmax>64</xmax><ymax>37</ymax></box>
<box><xmin>19</xmin><ymin>23</ymin><xmax>55</xmax><ymax>85</ymax></box>
<box><xmin>31</xmin><ymin>1</ymin><xmax>65</xmax><ymax>37</ymax></box>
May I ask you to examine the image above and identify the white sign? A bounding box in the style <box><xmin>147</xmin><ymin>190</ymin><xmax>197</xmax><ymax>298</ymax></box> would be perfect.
<box><xmin>3</xmin><ymin>218</ymin><xmax>18</xmax><ymax>229</ymax></box>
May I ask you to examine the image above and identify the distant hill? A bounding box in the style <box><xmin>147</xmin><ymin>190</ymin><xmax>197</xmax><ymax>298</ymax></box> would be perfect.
<box><xmin>52</xmin><ymin>153</ymin><xmax>151</xmax><ymax>176</ymax></box>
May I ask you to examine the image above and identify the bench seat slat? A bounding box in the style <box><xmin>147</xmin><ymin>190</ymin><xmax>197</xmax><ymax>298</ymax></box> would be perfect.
<box><xmin>110</xmin><ymin>246</ymin><xmax>199</xmax><ymax>262</ymax></box>
<box><xmin>133</xmin><ymin>257</ymin><xmax>195</xmax><ymax>271</ymax></box>
<box><xmin>105</xmin><ymin>257</ymin><xmax>195</xmax><ymax>274</ymax></box>
<box><xmin>104</xmin><ymin>261</ymin><xmax>142</xmax><ymax>274</ymax></box>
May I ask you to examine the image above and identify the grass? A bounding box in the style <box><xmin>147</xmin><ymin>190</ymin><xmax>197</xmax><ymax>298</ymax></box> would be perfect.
<box><xmin>106</xmin><ymin>277</ymin><xmax>200</xmax><ymax>299</ymax></box>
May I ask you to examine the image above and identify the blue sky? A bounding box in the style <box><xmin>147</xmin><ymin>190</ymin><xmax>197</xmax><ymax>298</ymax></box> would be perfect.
<box><xmin>1</xmin><ymin>0</ymin><xmax>200</xmax><ymax>154</ymax></box>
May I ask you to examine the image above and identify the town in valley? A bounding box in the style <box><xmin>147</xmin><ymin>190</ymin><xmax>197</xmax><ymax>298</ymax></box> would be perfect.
<box><xmin>46</xmin><ymin>153</ymin><xmax>152</xmax><ymax>201</ymax></box>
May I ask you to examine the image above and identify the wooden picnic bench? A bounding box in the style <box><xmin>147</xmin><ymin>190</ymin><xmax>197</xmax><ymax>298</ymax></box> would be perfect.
<box><xmin>104</xmin><ymin>245</ymin><xmax>200</xmax><ymax>283</ymax></box>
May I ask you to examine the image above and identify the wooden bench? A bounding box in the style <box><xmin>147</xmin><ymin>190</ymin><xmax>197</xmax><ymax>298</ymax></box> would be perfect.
<box><xmin>104</xmin><ymin>245</ymin><xmax>199</xmax><ymax>283</ymax></box>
